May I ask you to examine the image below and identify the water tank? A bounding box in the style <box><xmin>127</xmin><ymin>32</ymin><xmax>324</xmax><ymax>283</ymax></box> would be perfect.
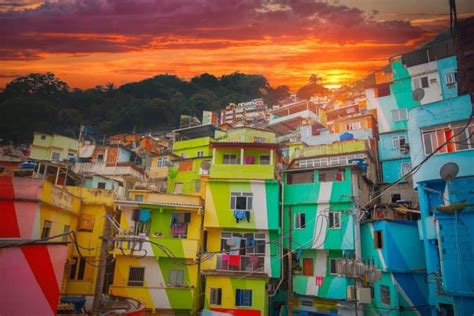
<box><xmin>339</xmin><ymin>132</ymin><xmax>354</xmax><ymax>141</ymax></box>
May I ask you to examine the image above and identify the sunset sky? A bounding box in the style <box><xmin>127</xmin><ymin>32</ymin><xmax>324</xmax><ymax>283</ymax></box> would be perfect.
<box><xmin>1</xmin><ymin>0</ymin><xmax>473</xmax><ymax>90</ymax></box>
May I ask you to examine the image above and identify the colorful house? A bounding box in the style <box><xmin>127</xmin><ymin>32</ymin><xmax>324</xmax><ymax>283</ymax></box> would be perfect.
<box><xmin>29</xmin><ymin>131</ymin><xmax>79</xmax><ymax>162</ymax></box>
<box><xmin>111</xmin><ymin>190</ymin><xmax>204</xmax><ymax>315</ymax></box>
<box><xmin>366</xmin><ymin>40</ymin><xmax>456</xmax><ymax>205</ymax></box>
<box><xmin>200</xmin><ymin>127</ymin><xmax>281</xmax><ymax>316</ymax></box>
<box><xmin>361</xmin><ymin>220</ymin><xmax>429</xmax><ymax>315</ymax></box>
<box><xmin>408</xmin><ymin>92</ymin><xmax>474</xmax><ymax>315</ymax></box>
<box><xmin>168</xmin><ymin>124</ymin><xmax>216</xmax><ymax>195</ymax></box>
<box><xmin>61</xmin><ymin>186</ymin><xmax>116</xmax><ymax>296</ymax></box>
<box><xmin>0</xmin><ymin>175</ymin><xmax>81</xmax><ymax>315</ymax></box>
<box><xmin>283</xmin><ymin>139</ymin><xmax>377</xmax><ymax>314</ymax></box>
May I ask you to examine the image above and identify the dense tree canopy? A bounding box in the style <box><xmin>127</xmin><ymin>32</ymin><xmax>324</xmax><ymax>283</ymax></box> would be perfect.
<box><xmin>0</xmin><ymin>72</ymin><xmax>291</xmax><ymax>144</ymax></box>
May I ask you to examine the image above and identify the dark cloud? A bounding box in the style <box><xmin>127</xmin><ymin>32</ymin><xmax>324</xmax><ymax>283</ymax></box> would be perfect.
<box><xmin>0</xmin><ymin>0</ymin><xmax>425</xmax><ymax>59</ymax></box>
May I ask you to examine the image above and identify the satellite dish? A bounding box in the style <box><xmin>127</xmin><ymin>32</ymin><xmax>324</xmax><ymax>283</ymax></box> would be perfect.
<box><xmin>412</xmin><ymin>88</ymin><xmax>425</xmax><ymax>101</ymax></box>
<box><xmin>440</xmin><ymin>162</ymin><xmax>459</xmax><ymax>180</ymax></box>
<box><xmin>200</xmin><ymin>160</ymin><xmax>211</xmax><ymax>171</ymax></box>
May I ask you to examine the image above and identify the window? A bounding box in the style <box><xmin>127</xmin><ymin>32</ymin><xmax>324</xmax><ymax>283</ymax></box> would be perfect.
<box><xmin>376</xmin><ymin>83</ymin><xmax>391</xmax><ymax>97</ymax></box>
<box><xmin>97</xmin><ymin>182</ymin><xmax>106</xmax><ymax>189</ymax></box>
<box><xmin>254</xmin><ymin>137</ymin><xmax>266</xmax><ymax>143</ymax></box>
<box><xmin>260</xmin><ymin>155</ymin><xmax>270</xmax><ymax>165</ymax></box>
<box><xmin>168</xmin><ymin>269</ymin><xmax>185</xmax><ymax>287</ymax></box>
<box><xmin>223</xmin><ymin>154</ymin><xmax>238</xmax><ymax>164</ymax></box>
<box><xmin>445</xmin><ymin>72</ymin><xmax>457</xmax><ymax>85</ymax></box>
<box><xmin>128</xmin><ymin>267</ymin><xmax>145</xmax><ymax>286</ymax></box>
<box><xmin>294</xmin><ymin>213</ymin><xmax>306</xmax><ymax>229</ymax></box>
<box><xmin>391</xmin><ymin>109</ymin><xmax>408</xmax><ymax>122</ymax></box>
<box><xmin>287</xmin><ymin>171</ymin><xmax>314</xmax><ymax>184</ymax></box>
<box><xmin>413</xmin><ymin>76</ymin><xmax>429</xmax><ymax>89</ymax></box>
<box><xmin>97</xmin><ymin>154</ymin><xmax>104</xmax><ymax>162</ymax></box>
<box><xmin>62</xmin><ymin>225</ymin><xmax>70</xmax><ymax>242</ymax></box>
<box><xmin>422</xmin><ymin>123</ymin><xmax>474</xmax><ymax>155</ymax></box>
<box><xmin>181</xmin><ymin>153</ymin><xmax>187</xmax><ymax>158</ymax></box>
<box><xmin>220</xmin><ymin>232</ymin><xmax>266</xmax><ymax>256</ymax></box>
<box><xmin>347</xmin><ymin>121</ymin><xmax>361</xmax><ymax>130</ymax></box>
<box><xmin>235</xmin><ymin>289</ymin><xmax>252</xmax><ymax>307</ymax></box>
<box><xmin>303</xmin><ymin>258</ymin><xmax>313</xmax><ymax>276</ymax></box>
<box><xmin>374</xmin><ymin>230</ymin><xmax>383</xmax><ymax>249</ymax></box>
<box><xmin>51</xmin><ymin>152</ymin><xmax>61</xmax><ymax>161</ymax></box>
<box><xmin>319</xmin><ymin>169</ymin><xmax>345</xmax><ymax>183</ymax></box>
<box><xmin>392</xmin><ymin>136</ymin><xmax>406</xmax><ymax>149</ymax></box>
<box><xmin>157</xmin><ymin>157</ymin><xmax>168</xmax><ymax>167</ymax></box>
<box><xmin>329</xmin><ymin>212</ymin><xmax>341</xmax><ymax>229</ymax></box>
<box><xmin>329</xmin><ymin>258</ymin><xmax>337</xmax><ymax>274</ymax></box>
<box><xmin>380</xmin><ymin>285</ymin><xmax>391</xmax><ymax>305</ymax></box>
<box><xmin>41</xmin><ymin>220</ymin><xmax>52</xmax><ymax>239</ymax></box>
<box><xmin>134</xmin><ymin>195</ymin><xmax>143</xmax><ymax>202</ymax></box>
<box><xmin>40</xmin><ymin>135</ymin><xmax>46</xmax><ymax>140</ymax></box>
<box><xmin>210</xmin><ymin>288</ymin><xmax>222</xmax><ymax>305</ymax></box>
<box><xmin>69</xmin><ymin>257</ymin><xmax>87</xmax><ymax>280</ymax></box>
<box><xmin>78</xmin><ymin>213</ymin><xmax>95</xmax><ymax>232</ymax></box>
<box><xmin>230</xmin><ymin>192</ymin><xmax>253</xmax><ymax>210</ymax></box>
<box><xmin>401</xmin><ymin>162</ymin><xmax>411</xmax><ymax>175</ymax></box>
<box><xmin>196</xmin><ymin>151</ymin><xmax>204</xmax><ymax>157</ymax></box>
<box><xmin>391</xmin><ymin>194</ymin><xmax>401</xmax><ymax>203</ymax></box>
<box><xmin>174</xmin><ymin>183</ymin><xmax>183</xmax><ymax>194</ymax></box>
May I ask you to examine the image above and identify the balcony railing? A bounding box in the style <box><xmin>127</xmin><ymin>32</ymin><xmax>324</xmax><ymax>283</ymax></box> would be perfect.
<box><xmin>215</xmin><ymin>254</ymin><xmax>265</xmax><ymax>272</ymax></box>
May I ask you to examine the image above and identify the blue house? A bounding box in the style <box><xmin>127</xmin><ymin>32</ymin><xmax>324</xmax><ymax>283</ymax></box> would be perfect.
<box><xmin>407</xmin><ymin>92</ymin><xmax>474</xmax><ymax>315</ymax></box>
<box><xmin>361</xmin><ymin>220</ymin><xmax>429</xmax><ymax>315</ymax></box>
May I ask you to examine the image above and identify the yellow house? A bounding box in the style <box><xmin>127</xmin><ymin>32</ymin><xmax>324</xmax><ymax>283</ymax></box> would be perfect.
<box><xmin>61</xmin><ymin>187</ymin><xmax>116</xmax><ymax>296</ymax></box>
<box><xmin>30</xmin><ymin>131</ymin><xmax>79</xmax><ymax>162</ymax></box>
<box><xmin>110</xmin><ymin>189</ymin><xmax>204</xmax><ymax>315</ymax></box>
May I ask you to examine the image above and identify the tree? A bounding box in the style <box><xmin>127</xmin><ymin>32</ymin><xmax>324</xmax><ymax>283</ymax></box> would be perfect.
<box><xmin>3</xmin><ymin>72</ymin><xmax>69</xmax><ymax>97</ymax></box>
<box><xmin>296</xmin><ymin>73</ymin><xmax>328</xmax><ymax>100</ymax></box>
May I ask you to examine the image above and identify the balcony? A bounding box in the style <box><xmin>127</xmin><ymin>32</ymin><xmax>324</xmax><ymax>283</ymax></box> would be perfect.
<box><xmin>113</xmin><ymin>236</ymin><xmax>200</xmax><ymax>259</ymax></box>
<box><xmin>210</xmin><ymin>164</ymin><xmax>274</xmax><ymax>179</ymax></box>
<box><xmin>293</xmin><ymin>139</ymin><xmax>371</xmax><ymax>160</ymax></box>
<box><xmin>72</xmin><ymin>162</ymin><xmax>144</xmax><ymax>180</ymax></box>
<box><xmin>269</xmin><ymin>110</ymin><xmax>322</xmax><ymax>134</ymax></box>
<box><xmin>202</xmin><ymin>254</ymin><xmax>267</xmax><ymax>278</ymax></box>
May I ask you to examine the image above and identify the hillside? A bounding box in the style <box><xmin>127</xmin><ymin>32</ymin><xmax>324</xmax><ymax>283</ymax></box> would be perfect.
<box><xmin>0</xmin><ymin>72</ymin><xmax>291</xmax><ymax>144</ymax></box>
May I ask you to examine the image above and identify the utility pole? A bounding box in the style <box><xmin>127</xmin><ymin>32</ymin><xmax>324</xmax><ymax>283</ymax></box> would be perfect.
<box><xmin>92</xmin><ymin>208</ymin><xmax>112</xmax><ymax>315</ymax></box>
<box><xmin>287</xmin><ymin>206</ymin><xmax>293</xmax><ymax>316</ymax></box>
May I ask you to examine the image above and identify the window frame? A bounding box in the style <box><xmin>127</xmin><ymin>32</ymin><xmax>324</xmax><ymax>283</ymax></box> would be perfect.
<box><xmin>259</xmin><ymin>154</ymin><xmax>271</xmax><ymax>165</ymax></box>
<box><xmin>380</xmin><ymin>285</ymin><xmax>391</xmax><ymax>305</ymax></box>
<box><xmin>230</xmin><ymin>192</ymin><xmax>253</xmax><ymax>211</ymax></box>
<box><xmin>41</xmin><ymin>220</ymin><xmax>52</xmax><ymax>239</ymax></box>
<box><xmin>401</xmin><ymin>162</ymin><xmax>411</xmax><ymax>176</ymax></box>
<box><xmin>223</xmin><ymin>153</ymin><xmax>239</xmax><ymax>165</ymax></box>
<box><xmin>374</xmin><ymin>230</ymin><xmax>384</xmax><ymax>249</ymax></box>
<box><xmin>51</xmin><ymin>152</ymin><xmax>61</xmax><ymax>161</ymax></box>
<box><xmin>168</xmin><ymin>269</ymin><xmax>185</xmax><ymax>287</ymax></box>
<box><xmin>294</xmin><ymin>213</ymin><xmax>306</xmax><ymax>229</ymax></box>
<box><xmin>391</xmin><ymin>135</ymin><xmax>406</xmax><ymax>149</ymax></box>
<box><xmin>391</xmin><ymin>108</ymin><xmax>408</xmax><ymax>122</ymax></box>
<box><xmin>128</xmin><ymin>267</ymin><xmax>145</xmax><ymax>287</ymax></box>
<box><xmin>329</xmin><ymin>258</ymin><xmax>338</xmax><ymax>275</ymax></box>
<box><xmin>97</xmin><ymin>182</ymin><xmax>106</xmax><ymax>189</ymax></box>
<box><xmin>235</xmin><ymin>289</ymin><xmax>252</xmax><ymax>307</ymax></box>
<box><xmin>328</xmin><ymin>212</ymin><xmax>341</xmax><ymax>229</ymax></box>
<box><xmin>157</xmin><ymin>156</ymin><xmax>168</xmax><ymax>167</ymax></box>
<box><xmin>210</xmin><ymin>288</ymin><xmax>222</xmax><ymax>305</ymax></box>
<box><xmin>196</xmin><ymin>151</ymin><xmax>204</xmax><ymax>157</ymax></box>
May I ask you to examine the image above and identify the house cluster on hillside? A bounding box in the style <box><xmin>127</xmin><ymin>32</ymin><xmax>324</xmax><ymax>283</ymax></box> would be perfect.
<box><xmin>1</xmin><ymin>21</ymin><xmax>474</xmax><ymax>316</ymax></box>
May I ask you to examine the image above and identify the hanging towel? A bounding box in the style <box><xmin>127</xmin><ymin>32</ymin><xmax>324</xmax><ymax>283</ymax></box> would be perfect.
<box><xmin>139</xmin><ymin>209</ymin><xmax>151</xmax><ymax>222</ymax></box>
<box><xmin>234</xmin><ymin>210</ymin><xmax>245</xmax><ymax>222</ymax></box>
<box><xmin>183</xmin><ymin>213</ymin><xmax>191</xmax><ymax>223</ymax></box>
<box><xmin>230</xmin><ymin>236</ymin><xmax>241</xmax><ymax>254</ymax></box>
<box><xmin>229</xmin><ymin>254</ymin><xmax>240</xmax><ymax>268</ymax></box>
<box><xmin>171</xmin><ymin>224</ymin><xmax>185</xmax><ymax>236</ymax></box>
<box><xmin>245</xmin><ymin>156</ymin><xmax>255</xmax><ymax>164</ymax></box>
<box><xmin>296</xmin><ymin>248</ymin><xmax>302</xmax><ymax>261</ymax></box>
<box><xmin>177</xmin><ymin>213</ymin><xmax>185</xmax><ymax>224</ymax></box>
<box><xmin>249</xmin><ymin>256</ymin><xmax>259</xmax><ymax>270</ymax></box>
<box><xmin>315</xmin><ymin>276</ymin><xmax>323</xmax><ymax>286</ymax></box>
<box><xmin>171</xmin><ymin>213</ymin><xmax>179</xmax><ymax>226</ymax></box>
<box><xmin>245</xmin><ymin>210</ymin><xmax>251</xmax><ymax>222</ymax></box>
<box><xmin>226</xmin><ymin>238</ymin><xmax>235</xmax><ymax>247</ymax></box>
<box><xmin>246</xmin><ymin>235</ymin><xmax>255</xmax><ymax>247</ymax></box>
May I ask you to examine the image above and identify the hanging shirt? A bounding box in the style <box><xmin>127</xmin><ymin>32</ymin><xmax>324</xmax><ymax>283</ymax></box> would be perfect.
<box><xmin>139</xmin><ymin>209</ymin><xmax>151</xmax><ymax>222</ymax></box>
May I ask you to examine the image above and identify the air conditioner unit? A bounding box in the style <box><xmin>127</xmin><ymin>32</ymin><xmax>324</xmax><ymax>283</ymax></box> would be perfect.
<box><xmin>400</xmin><ymin>143</ymin><xmax>410</xmax><ymax>153</ymax></box>
<box><xmin>357</xmin><ymin>288</ymin><xmax>372</xmax><ymax>304</ymax></box>
<box><xmin>347</xmin><ymin>286</ymin><xmax>356</xmax><ymax>301</ymax></box>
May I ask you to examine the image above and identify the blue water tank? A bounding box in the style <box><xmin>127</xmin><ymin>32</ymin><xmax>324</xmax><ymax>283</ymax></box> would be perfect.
<box><xmin>339</xmin><ymin>132</ymin><xmax>354</xmax><ymax>141</ymax></box>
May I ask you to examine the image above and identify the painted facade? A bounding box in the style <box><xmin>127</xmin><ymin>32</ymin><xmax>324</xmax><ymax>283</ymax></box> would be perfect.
<box><xmin>168</xmin><ymin>136</ymin><xmax>212</xmax><ymax>195</ymax></box>
<box><xmin>0</xmin><ymin>176</ymin><xmax>81</xmax><ymax>315</ymax></box>
<box><xmin>201</xmin><ymin>127</ymin><xmax>280</xmax><ymax>316</ymax></box>
<box><xmin>408</xmin><ymin>92</ymin><xmax>474</xmax><ymax>315</ymax></box>
<box><xmin>283</xmin><ymin>139</ymin><xmax>376</xmax><ymax>314</ymax></box>
<box><xmin>29</xmin><ymin>131</ymin><xmax>79</xmax><ymax>161</ymax></box>
<box><xmin>111</xmin><ymin>190</ymin><xmax>204</xmax><ymax>315</ymax></box>
<box><xmin>361</xmin><ymin>220</ymin><xmax>429</xmax><ymax>315</ymax></box>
